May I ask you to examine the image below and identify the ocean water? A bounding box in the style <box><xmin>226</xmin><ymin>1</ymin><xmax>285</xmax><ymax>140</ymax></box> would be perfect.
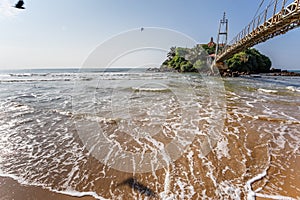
<box><xmin>0</xmin><ymin>68</ymin><xmax>299</xmax><ymax>199</ymax></box>
<box><xmin>289</xmin><ymin>70</ymin><xmax>300</xmax><ymax>73</ymax></box>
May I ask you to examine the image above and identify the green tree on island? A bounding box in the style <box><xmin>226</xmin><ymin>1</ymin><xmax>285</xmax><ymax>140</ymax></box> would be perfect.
<box><xmin>162</xmin><ymin>45</ymin><xmax>271</xmax><ymax>74</ymax></box>
<box><xmin>226</xmin><ymin>48</ymin><xmax>271</xmax><ymax>73</ymax></box>
<box><xmin>162</xmin><ymin>46</ymin><xmax>209</xmax><ymax>73</ymax></box>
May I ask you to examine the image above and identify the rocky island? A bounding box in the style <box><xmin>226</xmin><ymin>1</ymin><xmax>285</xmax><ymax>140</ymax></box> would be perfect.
<box><xmin>160</xmin><ymin>38</ymin><xmax>299</xmax><ymax>77</ymax></box>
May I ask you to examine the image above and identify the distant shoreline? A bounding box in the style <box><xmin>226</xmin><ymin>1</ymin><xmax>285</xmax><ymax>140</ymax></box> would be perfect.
<box><xmin>0</xmin><ymin>68</ymin><xmax>300</xmax><ymax>77</ymax></box>
<box><xmin>220</xmin><ymin>69</ymin><xmax>300</xmax><ymax>77</ymax></box>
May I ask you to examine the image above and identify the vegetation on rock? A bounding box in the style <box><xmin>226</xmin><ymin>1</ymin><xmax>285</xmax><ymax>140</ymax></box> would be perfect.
<box><xmin>226</xmin><ymin>48</ymin><xmax>271</xmax><ymax>73</ymax></box>
<box><xmin>161</xmin><ymin>46</ymin><xmax>210</xmax><ymax>73</ymax></box>
<box><xmin>162</xmin><ymin>44</ymin><xmax>272</xmax><ymax>74</ymax></box>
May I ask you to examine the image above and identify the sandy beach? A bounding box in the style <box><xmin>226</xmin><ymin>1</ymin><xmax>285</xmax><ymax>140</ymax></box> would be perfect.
<box><xmin>0</xmin><ymin>177</ymin><xmax>96</xmax><ymax>200</ymax></box>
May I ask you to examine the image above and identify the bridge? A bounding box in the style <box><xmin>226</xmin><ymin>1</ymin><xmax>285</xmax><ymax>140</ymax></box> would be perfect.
<box><xmin>216</xmin><ymin>0</ymin><xmax>300</xmax><ymax>62</ymax></box>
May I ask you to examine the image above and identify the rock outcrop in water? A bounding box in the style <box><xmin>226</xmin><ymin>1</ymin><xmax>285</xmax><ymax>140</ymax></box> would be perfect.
<box><xmin>161</xmin><ymin>45</ymin><xmax>212</xmax><ymax>73</ymax></box>
<box><xmin>161</xmin><ymin>44</ymin><xmax>272</xmax><ymax>76</ymax></box>
<box><xmin>161</xmin><ymin>47</ymin><xmax>196</xmax><ymax>73</ymax></box>
<box><xmin>226</xmin><ymin>48</ymin><xmax>272</xmax><ymax>74</ymax></box>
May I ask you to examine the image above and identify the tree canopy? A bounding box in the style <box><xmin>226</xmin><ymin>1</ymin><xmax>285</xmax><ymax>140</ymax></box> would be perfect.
<box><xmin>162</xmin><ymin>45</ymin><xmax>271</xmax><ymax>74</ymax></box>
<box><xmin>226</xmin><ymin>48</ymin><xmax>271</xmax><ymax>73</ymax></box>
<box><xmin>161</xmin><ymin>46</ymin><xmax>210</xmax><ymax>73</ymax></box>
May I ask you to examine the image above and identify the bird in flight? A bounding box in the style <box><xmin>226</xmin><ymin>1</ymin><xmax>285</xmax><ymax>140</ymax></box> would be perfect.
<box><xmin>14</xmin><ymin>0</ymin><xmax>25</xmax><ymax>9</ymax></box>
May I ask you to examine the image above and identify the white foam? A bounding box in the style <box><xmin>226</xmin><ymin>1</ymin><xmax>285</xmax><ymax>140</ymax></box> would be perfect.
<box><xmin>245</xmin><ymin>145</ymin><xmax>271</xmax><ymax>200</ymax></box>
<box><xmin>214</xmin><ymin>137</ymin><xmax>230</xmax><ymax>160</ymax></box>
<box><xmin>51</xmin><ymin>188</ymin><xmax>108</xmax><ymax>200</ymax></box>
<box><xmin>159</xmin><ymin>168</ymin><xmax>171</xmax><ymax>199</ymax></box>
<box><xmin>217</xmin><ymin>181</ymin><xmax>241</xmax><ymax>199</ymax></box>
<box><xmin>53</xmin><ymin>109</ymin><xmax>73</xmax><ymax>116</ymax></box>
<box><xmin>0</xmin><ymin>74</ymin><xmax>10</xmax><ymax>78</ymax></box>
<box><xmin>258</xmin><ymin>88</ymin><xmax>278</xmax><ymax>94</ymax></box>
<box><xmin>0</xmin><ymin>174</ymin><xmax>108</xmax><ymax>200</ymax></box>
<box><xmin>286</xmin><ymin>86</ymin><xmax>300</xmax><ymax>92</ymax></box>
<box><xmin>187</xmin><ymin>150</ymin><xmax>195</xmax><ymax>178</ymax></box>
<box><xmin>11</xmin><ymin>73</ymin><xmax>33</xmax><ymax>77</ymax></box>
<box><xmin>0</xmin><ymin>173</ymin><xmax>28</xmax><ymax>185</ymax></box>
<box><xmin>174</xmin><ymin>179</ymin><xmax>195</xmax><ymax>199</ymax></box>
<box><xmin>255</xmin><ymin>193</ymin><xmax>296</xmax><ymax>200</ymax></box>
<box><xmin>246</xmin><ymin>169</ymin><xmax>268</xmax><ymax>200</ymax></box>
<box><xmin>132</xmin><ymin>87</ymin><xmax>170</xmax><ymax>92</ymax></box>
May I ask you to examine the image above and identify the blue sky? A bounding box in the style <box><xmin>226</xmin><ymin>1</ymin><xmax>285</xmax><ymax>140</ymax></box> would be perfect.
<box><xmin>0</xmin><ymin>0</ymin><xmax>299</xmax><ymax>69</ymax></box>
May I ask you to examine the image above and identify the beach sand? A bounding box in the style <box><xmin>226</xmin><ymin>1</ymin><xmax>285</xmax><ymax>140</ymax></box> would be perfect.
<box><xmin>0</xmin><ymin>177</ymin><xmax>96</xmax><ymax>200</ymax></box>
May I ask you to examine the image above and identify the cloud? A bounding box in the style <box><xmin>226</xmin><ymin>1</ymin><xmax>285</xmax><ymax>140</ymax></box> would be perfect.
<box><xmin>0</xmin><ymin>0</ymin><xmax>21</xmax><ymax>17</ymax></box>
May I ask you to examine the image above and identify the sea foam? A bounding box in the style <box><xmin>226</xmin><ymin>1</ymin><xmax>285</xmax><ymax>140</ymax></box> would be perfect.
<box><xmin>258</xmin><ymin>88</ymin><xmax>278</xmax><ymax>93</ymax></box>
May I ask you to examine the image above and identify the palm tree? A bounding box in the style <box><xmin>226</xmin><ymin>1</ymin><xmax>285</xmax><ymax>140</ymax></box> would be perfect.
<box><xmin>167</xmin><ymin>46</ymin><xmax>176</xmax><ymax>60</ymax></box>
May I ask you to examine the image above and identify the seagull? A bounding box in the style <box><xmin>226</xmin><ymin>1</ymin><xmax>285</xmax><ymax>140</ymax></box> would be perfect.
<box><xmin>14</xmin><ymin>0</ymin><xmax>25</xmax><ymax>9</ymax></box>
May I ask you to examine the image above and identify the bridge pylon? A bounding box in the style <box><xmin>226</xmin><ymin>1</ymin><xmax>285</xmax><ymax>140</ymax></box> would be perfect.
<box><xmin>216</xmin><ymin>0</ymin><xmax>300</xmax><ymax>62</ymax></box>
<box><xmin>215</xmin><ymin>12</ymin><xmax>229</xmax><ymax>70</ymax></box>
<box><xmin>215</xmin><ymin>12</ymin><xmax>228</xmax><ymax>57</ymax></box>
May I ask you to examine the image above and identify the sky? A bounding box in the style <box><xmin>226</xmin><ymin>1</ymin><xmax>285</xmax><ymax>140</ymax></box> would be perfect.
<box><xmin>0</xmin><ymin>0</ymin><xmax>299</xmax><ymax>70</ymax></box>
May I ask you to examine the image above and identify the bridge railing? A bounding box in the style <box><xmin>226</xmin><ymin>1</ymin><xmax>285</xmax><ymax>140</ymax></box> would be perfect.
<box><xmin>218</xmin><ymin>0</ymin><xmax>300</xmax><ymax>60</ymax></box>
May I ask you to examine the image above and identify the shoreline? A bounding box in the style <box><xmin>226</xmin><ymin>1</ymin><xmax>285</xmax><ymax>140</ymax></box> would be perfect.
<box><xmin>147</xmin><ymin>67</ymin><xmax>300</xmax><ymax>77</ymax></box>
<box><xmin>0</xmin><ymin>176</ymin><xmax>97</xmax><ymax>200</ymax></box>
<box><xmin>220</xmin><ymin>70</ymin><xmax>300</xmax><ymax>77</ymax></box>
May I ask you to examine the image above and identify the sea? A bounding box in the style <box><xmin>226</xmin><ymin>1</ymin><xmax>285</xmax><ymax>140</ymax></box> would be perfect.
<box><xmin>0</xmin><ymin>68</ymin><xmax>299</xmax><ymax>200</ymax></box>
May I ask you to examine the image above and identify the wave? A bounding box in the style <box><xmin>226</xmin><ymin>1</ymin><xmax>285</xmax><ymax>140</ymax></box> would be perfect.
<box><xmin>255</xmin><ymin>193</ymin><xmax>295</xmax><ymax>200</ymax></box>
<box><xmin>0</xmin><ymin>79</ymin><xmax>72</xmax><ymax>83</ymax></box>
<box><xmin>257</xmin><ymin>88</ymin><xmax>278</xmax><ymax>94</ymax></box>
<box><xmin>9</xmin><ymin>73</ymin><xmax>34</xmax><ymax>77</ymax></box>
<box><xmin>0</xmin><ymin>173</ymin><xmax>107</xmax><ymax>200</ymax></box>
<box><xmin>132</xmin><ymin>87</ymin><xmax>170</xmax><ymax>92</ymax></box>
<box><xmin>286</xmin><ymin>86</ymin><xmax>300</xmax><ymax>92</ymax></box>
<box><xmin>251</xmin><ymin>115</ymin><xmax>300</xmax><ymax>124</ymax></box>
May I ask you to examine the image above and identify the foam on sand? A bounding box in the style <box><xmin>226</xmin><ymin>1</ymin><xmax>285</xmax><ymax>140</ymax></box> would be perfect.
<box><xmin>0</xmin><ymin>173</ymin><xmax>107</xmax><ymax>200</ymax></box>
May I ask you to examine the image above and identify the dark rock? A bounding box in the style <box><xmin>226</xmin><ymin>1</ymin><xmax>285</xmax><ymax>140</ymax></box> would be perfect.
<box><xmin>232</xmin><ymin>72</ymin><xmax>239</xmax><ymax>77</ymax></box>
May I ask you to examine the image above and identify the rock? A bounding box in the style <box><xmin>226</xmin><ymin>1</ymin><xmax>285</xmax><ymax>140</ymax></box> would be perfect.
<box><xmin>270</xmin><ymin>68</ymin><xmax>281</xmax><ymax>73</ymax></box>
<box><xmin>232</xmin><ymin>72</ymin><xmax>239</xmax><ymax>77</ymax></box>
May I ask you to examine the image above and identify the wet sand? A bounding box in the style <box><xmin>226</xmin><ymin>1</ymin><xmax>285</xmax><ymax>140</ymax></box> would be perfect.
<box><xmin>0</xmin><ymin>177</ymin><xmax>96</xmax><ymax>200</ymax></box>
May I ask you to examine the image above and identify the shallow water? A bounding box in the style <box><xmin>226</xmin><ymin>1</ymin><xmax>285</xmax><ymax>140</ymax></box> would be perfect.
<box><xmin>0</xmin><ymin>69</ymin><xmax>299</xmax><ymax>199</ymax></box>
